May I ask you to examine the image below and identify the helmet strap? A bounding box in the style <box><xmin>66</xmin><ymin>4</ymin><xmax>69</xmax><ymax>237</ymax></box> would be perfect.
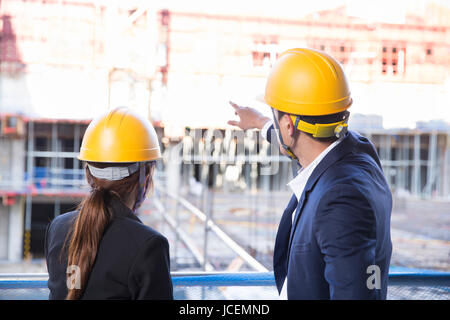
<box><xmin>271</xmin><ymin>109</ymin><xmax>298</xmax><ymax>160</ymax></box>
<box><xmin>133</xmin><ymin>162</ymin><xmax>147</xmax><ymax>213</ymax></box>
<box><xmin>289</xmin><ymin>111</ymin><xmax>349</xmax><ymax>139</ymax></box>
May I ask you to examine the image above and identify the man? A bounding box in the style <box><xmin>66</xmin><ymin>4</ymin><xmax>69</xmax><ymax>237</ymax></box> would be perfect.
<box><xmin>228</xmin><ymin>48</ymin><xmax>392</xmax><ymax>299</ymax></box>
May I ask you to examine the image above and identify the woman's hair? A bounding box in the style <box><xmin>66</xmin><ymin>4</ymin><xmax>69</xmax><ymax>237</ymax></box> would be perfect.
<box><xmin>64</xmin><ymin>161</ymin><xmax>156</xmax><ymax>300</ymax></box>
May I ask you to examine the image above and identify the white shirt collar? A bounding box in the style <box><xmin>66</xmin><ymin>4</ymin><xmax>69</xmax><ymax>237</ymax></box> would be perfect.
<box><xmin>287</xmin><ymin>137</ymin><xmax>343</xmax><ymax>201</ymax></box>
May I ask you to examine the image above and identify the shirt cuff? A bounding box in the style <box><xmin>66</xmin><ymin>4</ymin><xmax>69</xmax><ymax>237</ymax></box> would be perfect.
<box><xmin>261</xmin><ymin>120</ymin><xmax>274</xmax><ymax>141</ymax></box>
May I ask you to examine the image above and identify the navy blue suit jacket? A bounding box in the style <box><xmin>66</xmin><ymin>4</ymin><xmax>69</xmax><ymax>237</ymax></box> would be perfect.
<box><xmin>271</xmin><ymin>129</ymin><xmax>392</xmax><ymax>299</ymax></box>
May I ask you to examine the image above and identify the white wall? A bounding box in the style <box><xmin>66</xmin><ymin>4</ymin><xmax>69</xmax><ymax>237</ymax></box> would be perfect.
<box><xmin>0</xmin><ymin>199</ymin><xmax>24</xmax><ymax>262</ymax></box>
<box><xmin>0</xmin><ymin>137</ymin><xmax>25</xmax><ymax>261</ymax></box>
<box><xmin>0</xmin><ymin>205</ymin><xmax>9</xmax><ymax>260</ymax></box>
<box><xmin>8</xmin><ymin>199</ymin><xmax>24</xmax><ymax>262</ymax></box>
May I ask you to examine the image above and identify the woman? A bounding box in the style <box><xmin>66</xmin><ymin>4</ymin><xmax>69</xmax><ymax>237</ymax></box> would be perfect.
<box><xmin>44</xmin><ymin>107</ymin><xmax>173</xmax><ymax>300</ymax></box>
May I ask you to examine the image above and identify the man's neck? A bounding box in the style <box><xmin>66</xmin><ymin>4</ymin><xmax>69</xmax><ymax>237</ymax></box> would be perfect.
<box><xmin>294</xmin><ymin>136</ymin><xmax>333</xmax><ymax>168</ymax></box>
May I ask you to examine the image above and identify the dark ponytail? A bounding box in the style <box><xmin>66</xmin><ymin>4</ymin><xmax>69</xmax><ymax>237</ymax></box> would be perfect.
<box><xmin>66</xmin><ymin>187</ymin><xmax>112</xmax><ymax>300</ymax></box>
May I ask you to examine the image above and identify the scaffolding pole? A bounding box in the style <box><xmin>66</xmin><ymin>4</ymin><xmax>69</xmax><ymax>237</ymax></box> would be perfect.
<box><xmin>412</xmin><ymin>133</ymin><xmax>421</xmax><ymax>196</ymax></box>
<box><xmin>424</xmin><ymin>132</ymin><xmax>437</xmax><ymax>197</ymax></box>
<box><xmin>24</xmin><ymin>121</ymin><xmax>34</xmax><ymax>259</ymax></box>
<box><xmin>73</xmin><ymin>123</ymin><xmax>80</xmax><ymax>171</ymax></box>
<box><xmin>444</xmin><ymin>133</ymin><xmax>450</xmax><ymax>197</ymax></box>
<box><xmin>51</xmin><ymin>122</ymin><xmax>60</xmax><ymax>217</ymax></box>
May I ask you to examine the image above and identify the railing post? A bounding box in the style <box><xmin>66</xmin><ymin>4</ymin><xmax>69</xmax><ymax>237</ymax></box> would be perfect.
<box><xmin>202</xmin><ymin>177</ymin><xmax>209</xmax><ymax>272</ymax></box>
<box><xmin>174</xmin><ymin>198</ymin><xmax>179</xmax><ymax>270</ymax></box>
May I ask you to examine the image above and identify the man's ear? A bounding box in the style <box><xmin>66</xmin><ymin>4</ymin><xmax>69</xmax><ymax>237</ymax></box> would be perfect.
<box><xmin>280</xmin><ymin>114</ymin><xmax>295</xmax><ymax>137</ymax></box>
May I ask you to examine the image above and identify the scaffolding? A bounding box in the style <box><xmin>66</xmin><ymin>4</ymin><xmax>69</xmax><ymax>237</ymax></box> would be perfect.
<box><xmin>0</xmin><ymin>115</ymin><xmax>448</xmax><ymax>262</ymax></box>
<box><xmin>21</xmin><ymin>119</ymin><xmax>89</xmax><ymax>258</ymax></box>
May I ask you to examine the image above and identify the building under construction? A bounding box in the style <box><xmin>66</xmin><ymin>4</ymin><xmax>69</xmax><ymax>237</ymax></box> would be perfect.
<box><xmin>0</xmin><ymin>0</ymin><xmax>449</xmax><ymax>273</ymax></box>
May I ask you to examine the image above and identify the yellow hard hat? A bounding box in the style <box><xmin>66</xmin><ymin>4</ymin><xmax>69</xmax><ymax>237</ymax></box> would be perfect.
<box><xmin>78</xmin><ymin>107</ymin><xmax>161</xmax><ymax>162</ymax></box>
<box><xmin>263</xmin><ymin>48</ymin><xmax>352</xmax><ymax>139</ymax></box>
<box><xmin>264</xmin><ymin>48</ymin><xmax>352</xmax><ymax>116</ymax></box>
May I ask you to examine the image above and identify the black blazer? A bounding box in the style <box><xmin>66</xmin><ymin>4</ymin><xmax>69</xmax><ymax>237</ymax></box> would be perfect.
<box><xmin>44</xmin><ymin>194</ymin><xmax>173</xmax><ymax>300</ymax></box>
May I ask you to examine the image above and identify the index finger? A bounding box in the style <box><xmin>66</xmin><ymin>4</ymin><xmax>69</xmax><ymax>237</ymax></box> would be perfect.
<box><xmin>229</xmin><ymin>101</ymin><xmax>242</xmax><ymax>111</ymax></box>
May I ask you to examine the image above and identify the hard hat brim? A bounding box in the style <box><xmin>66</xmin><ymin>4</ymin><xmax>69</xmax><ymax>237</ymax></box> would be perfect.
<box><xmin>78</xmin><ymin>147</ymin><xmax>162</xmax><ymax>163</ymax></box>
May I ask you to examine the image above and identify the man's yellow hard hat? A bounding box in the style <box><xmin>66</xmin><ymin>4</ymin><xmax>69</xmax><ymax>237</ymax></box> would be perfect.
<box><xmin>263</xmin><ymin>48</ymin><xmax>352</xmax><ymax>140</ymax></box>
<box><xmin>264</xmin><ymin>48</ymin><xmax>352</xmax><ymax>116</ymax></box>
<box><xmin>78</xmin><ymin>107</ymin><xmax>161</xmax><ymax>163</ymax></box>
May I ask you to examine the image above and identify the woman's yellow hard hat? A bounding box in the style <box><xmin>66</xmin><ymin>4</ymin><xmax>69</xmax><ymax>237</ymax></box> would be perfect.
<box><xmin>78</xmin><ymin>107</ymin><xmax>161</xmax><ymax>163</ymax></box>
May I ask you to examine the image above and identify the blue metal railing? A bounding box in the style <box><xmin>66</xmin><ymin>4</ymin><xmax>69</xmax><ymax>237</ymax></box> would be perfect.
<box><xmin>29</xmin><ymin>167</ymin><xmax>86</xmax><ymax>190</ymax></box>
<box><xmin>172</xmin><ymin>272</ymin><xmax>276</xmax><ymax>287</ymax></box>
<box><xmin>1</xmin><ymin>270</ymin><xmax>449</xmax><ymax>300</ymax></box>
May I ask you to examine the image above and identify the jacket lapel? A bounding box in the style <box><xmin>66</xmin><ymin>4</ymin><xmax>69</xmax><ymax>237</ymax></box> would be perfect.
<box><xmin>287</xmin><ymin>191</ymin><xmax>308</xmax><ymax>257</ymax></box>
<box><xmin>273</xmin><ymin>194</ymin><xmax>298</xmax><ymax>292</ymax></box>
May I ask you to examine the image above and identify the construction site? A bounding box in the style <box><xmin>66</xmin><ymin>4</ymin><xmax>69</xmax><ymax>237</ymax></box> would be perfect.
<box><xmin>0</xmin><ymin>0</ymin><xmax>449</xmax><ymax>300</ymax></box>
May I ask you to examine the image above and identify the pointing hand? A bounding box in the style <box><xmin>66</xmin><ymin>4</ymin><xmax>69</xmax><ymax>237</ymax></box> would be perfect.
<box><xmin>227</xmin><ymin>101</ymin><xmax>271</xmax><ymax>130</ymax></box>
